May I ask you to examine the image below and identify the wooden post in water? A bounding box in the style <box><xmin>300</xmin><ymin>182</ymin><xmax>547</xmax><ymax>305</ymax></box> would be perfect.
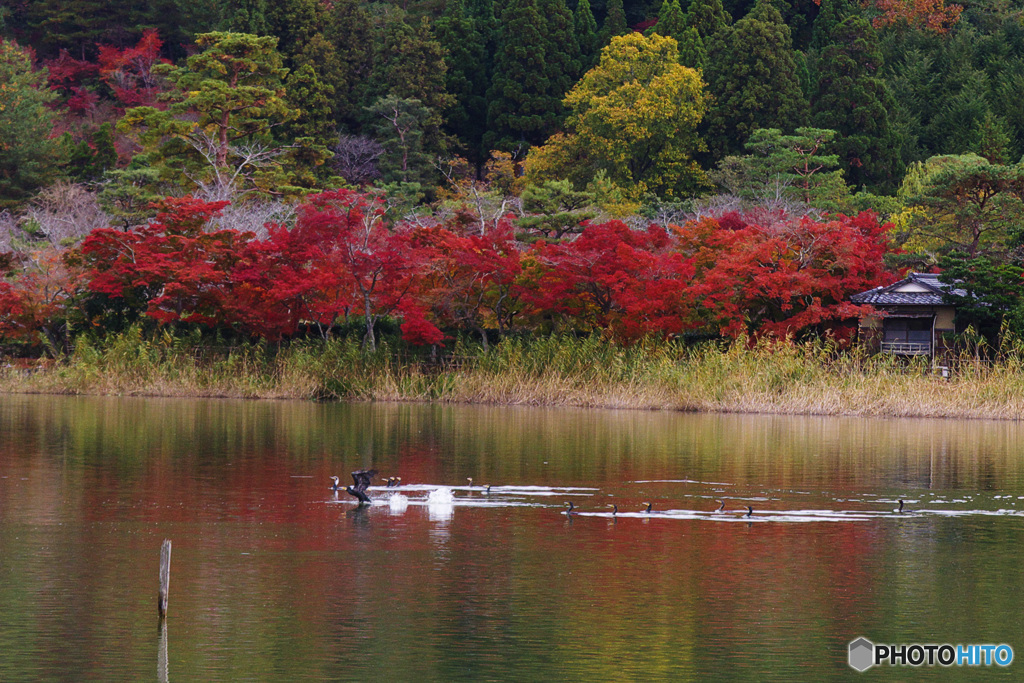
<box><xmin>158</xmin><ymin>618</ymin><xmax>169</xmax><ymax>683</ymax></box>
<box><xmin>158</xmin><ymin>539</ymin><xmax>172</xmax><ymax>618</ymax></box>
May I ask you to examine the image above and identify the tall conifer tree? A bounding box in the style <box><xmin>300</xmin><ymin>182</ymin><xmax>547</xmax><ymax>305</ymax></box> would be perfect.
<box><xmin>685</xmin><ymin>0</ymin><xmax>730</xmax><ymax>43</ymax></box>
<box><xmin>809</xmin><ymin>0</ymin><xmax>854</xmax><ymax>51</ymax></box>
<box><xmin>677</xmin><ymin>27</ymin><xmax>707</xmax><ymax>69</ymax></box>
<box><xmin>486</xmin><ymin>0</ymin><xmax>562</xmax><ymax>150</ymax></box>
<box><xmin>224</xmin><ymin>0</ymin><xmax>269</xmax><ymax>35</ymax></box>
<box><xmin>648</xmin><ymin>0</ymin><xmax>688</xmax><ymax>43</ymax></box>
<box><xmin>812</xmin><ymin>16</ymin><xmax>902</xmax><ymax>190</ymax></box>
<box><xmin>599</xmin><ymin>0</ymin><xmax>629</xmax><ymax>47</ymax></box>
<box><xmin>540</xmin><ymin>0</ymin><xmax>582</xmax><ymax>84</ymax></box>
<box><xmin>574</xmin><ymin>0</ymin><xmax>599</xmax><ymax>70</ymax></box>
<box><xmin>703</xmin><ymin>0</ymin><xmax>807</xmax><ymax>158</ymax></box>
<box><xmin>436</xmin><ymin>0</ymin><xmax>491</xmax><ymax>162</ymax></box>
<box><xmin>0</xmin><ymin>41</ymin><xmax>59</xmax><ymax>207</ymax></box>
<box><xmin>327</xmin><ymin>0</ymin><xmax>373</xmax><ymax>129</ymax></box>
<box><xmin>366</xmin><ymin>17</ymin><xmax>453</xmax><ymax>155</ymax></box>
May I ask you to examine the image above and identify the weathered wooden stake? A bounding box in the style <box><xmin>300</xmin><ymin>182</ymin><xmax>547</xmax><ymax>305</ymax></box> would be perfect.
<box><xmin>158</xmin><ymin>539</ymin><xmax>172</xmax><ymax>618</ymax></box>
<box><xmin>158</xmin><ymin>618</ymin><xmax>169</xmax><ymax>683</ymax></box>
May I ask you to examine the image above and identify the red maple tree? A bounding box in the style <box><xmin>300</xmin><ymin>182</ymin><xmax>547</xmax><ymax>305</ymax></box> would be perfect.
<box><xmin>675</xmin><ymin>211</ymin><xmax>896</xmax><ymax>339</ymax></box>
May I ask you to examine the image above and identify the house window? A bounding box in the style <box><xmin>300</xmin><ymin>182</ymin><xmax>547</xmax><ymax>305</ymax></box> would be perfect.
<box><xmin>881</xmin><ymin>317</ymin><xmax>933</xmax><ymax>354</ymax></box>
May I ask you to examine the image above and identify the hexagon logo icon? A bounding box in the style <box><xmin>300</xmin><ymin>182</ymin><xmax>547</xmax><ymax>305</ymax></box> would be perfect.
<box><xmin>849</xmin><ymin>637</ymin><xmax>875</xmax><ymax>672</ymax></box>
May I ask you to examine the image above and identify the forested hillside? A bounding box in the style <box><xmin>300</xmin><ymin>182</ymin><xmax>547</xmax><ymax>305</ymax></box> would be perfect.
<box><xmin>1</xmin><ymin>0</ymin><xmax>1023</xmax><ymax>352</ymax></box>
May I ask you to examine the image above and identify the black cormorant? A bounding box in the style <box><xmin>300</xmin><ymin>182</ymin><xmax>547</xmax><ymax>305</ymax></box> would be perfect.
<box><xmin>564</xmin><ymin>501</ymin><xmax>577</xmax><ymax>515</ymax></box>
<box><xmin>745</xmin><ymin>505</ymin><xmax>754</xmax><ymax>517</ymax></box>
<box><xmin>346</xmin><ymin>469</ymin><xmax>378</xmax><ymax>504</ymax></box>
<box><xmin>714</xmin><ymin>499</ymin><xmax>725</xmax><ymax>512</ymax></box>
<box><xmin>609</xmin><ymin>504</ymin><xmax>618</xmax><ymax>516</ymax></box>
<box><xmin>466</xmin><ymin>477</ymin><xmax>474</xmax><ymax>489</ymax></box>
<box><xmin>329</xmin><ymin>476</ymin><xmax>342</xmax><ymax>491</ymax></box>
<box><xmin>642</xmin><ymin>501</ymin><xmax>653</xmax><ymax>513</ymax></box>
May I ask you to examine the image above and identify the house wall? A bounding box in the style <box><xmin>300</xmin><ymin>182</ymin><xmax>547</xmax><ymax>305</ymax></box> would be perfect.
<box><xmin>858</xmin><ymin>315</ymin><xmax>882</xmax><ymax>352</ymax></box>
<box><xmin>934</xmin><ymin>306</ymin><xmax>956</xmax><ymax>362</ymax></box>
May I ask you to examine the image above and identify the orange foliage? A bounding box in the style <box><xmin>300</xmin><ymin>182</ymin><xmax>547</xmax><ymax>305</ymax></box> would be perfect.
<box><xmin>870</xmin><ymin>0</ymin><xmax>962</xmax><ymax>33</ymax></box>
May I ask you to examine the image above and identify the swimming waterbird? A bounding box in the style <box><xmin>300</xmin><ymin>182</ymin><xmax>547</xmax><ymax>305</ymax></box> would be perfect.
<box><xmin>329</xmin><ymin>476</ymin><xmax>342</xmax><ymax>491</ymax></box>
<box><xmin>714</xmin><ymin>500</ymin><xmax>725</xmax><ymax>512</ymax></box>
<box><xmin>564</xmin><ymin>501</ymin><xmax>577</xmax><ymax>515</ymax></box>
<box><xmin>642</xmin><ymin>501</ymin><xmax>653</xmax><ymax>513</ymax></box>
<box><xmin>745</xmin><ymin>505</ymin><xmax>754</xmax><ymax>517</ymax></box>
<box><xmin>609</xmin><ymin>504</ymin><xmax>618</xmax><ymax>516</ymax></box>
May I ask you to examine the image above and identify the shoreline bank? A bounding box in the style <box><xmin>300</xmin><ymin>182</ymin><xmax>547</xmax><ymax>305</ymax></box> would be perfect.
<box><xmin>2</xmin><ymin>335</ymin><xmax>1022</xmax><ymax>420</ymax></box>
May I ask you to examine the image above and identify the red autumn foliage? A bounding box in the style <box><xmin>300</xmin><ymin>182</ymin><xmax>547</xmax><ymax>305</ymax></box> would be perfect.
<box><xmin>288</xmin><ymin>189</ymin><xmax>439</xmax><ymax>347</ymax></box>
<box><xmin>14</xmin><ymin>189</ymin><xmax>897</xmax><ymax>350</ymax></box>
<box><xmin>675</xmin><ymin>211</ymin><xmax>896</xmax><ymax>339</ymax></box>
<box><xmin>231</xmin><ymin>221</ymin><xmax>336</xmax><ymax>341</ymax></box>
<box><xmin>0</xmin><ymin>248</ymin><xmax>85</xmax><ymax>348</ymax></box>
<box><xmin>97</xmin><ymin>30</ymin><xmax>168</xmax><ymax>109</ymax></box>
<box><xmin>0</xmin><ymin>281</ymin><xmax>27</xmax><ymax>338</ymax></box>
<box><xmin>415</xmin><ymin>218</ymin><xmax>522</xmax><ymax>347</ymax></box>
<box><xmin>523</xmin><ymin>221</ymin><xmax>697</xmax><ymax>342</ymax></box>
<box><xmin>43</xmin><ymin>50</ymin><xmax>101</xmax><ymax>114</ymax></box>
<box><xmin>81</xmin><ymin>197</ymin><xmax>244</xmax><ymax>327</ymax></box>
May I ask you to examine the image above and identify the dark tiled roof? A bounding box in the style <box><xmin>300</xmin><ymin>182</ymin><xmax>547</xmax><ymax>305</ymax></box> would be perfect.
<box><xmin>850</xmin><ymin>273</ymin><xmax>967</xmax><ymax>306</ymax></box>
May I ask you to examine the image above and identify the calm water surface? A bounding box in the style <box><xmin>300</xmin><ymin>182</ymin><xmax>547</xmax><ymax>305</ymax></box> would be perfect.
<box><xmin>1</xmin><ymin>395</ymin><xmax>1023</xmax><ymax>681</ymax></box>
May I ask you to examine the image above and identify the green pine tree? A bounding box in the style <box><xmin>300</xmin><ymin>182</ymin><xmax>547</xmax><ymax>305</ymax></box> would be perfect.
<box><xmin>64</xmin><ymin>123</ymin><xmax>118</xmax><ymax>183</ymax></box>
<box><xmin>676</xmin><ymin>27</ymin><xmax>706</xmax><ymax>70</ymax></box>
<box><xmin>647</xmin><ymin>0</ymin><xmax>688</xmax><ymax>44</ymax></box>
<box><xmin>973</xmin><ymin>111</ymin><xmax>1012</xmax><ymax>165</ymax></box>
<box><xmin>574</xmin><ymin>0</ymin><xmax>599</xmax><ymax>71</ymax></box>
<box><xmin>809</xmin><ymin>0</ymin><xmax>854</xmax><ymax>52</ymax></box>
<box><xmin>283</xmin><ymin>63</ymin><xmax>336</xmax><ymax>185</ymax></box>
<box><xmin>436</xmin><ymin>0</ymin><xmax>491</xmax><ymax>163</ymax></box>
<box><xmin>486</xmin><ymin>0</ymin><xmax>563</xmax><ymax>149</ymax></box>
<box><xmin>703</xmin><ymin>0</ymin><xmax>808</xmax><ymax>159</ymax></box>
<box><xmin>265</xmin><ymin>0</ymin><xmax>323</xmax><ymax>63</ymax></box>
<box><xmin>365</xmin><ymin>16</ymin><xmax>454</xmax><ymax>157</ymax></box>
<box><xmin>0</xmin><ymin>41</ymin><xmax>60</xmax><ymax>209</ymax></box>
<box><xmin>366</xmin><ymin>96</ymin><xmax>432</xmax><ymax>185</ymax></box>
<box><xmin>118</xmin><ymin>32</ymin><xmax>301</xmax><ymax>197</ymax></box>
<box><xmin>540</xmin><ymin>0</ymin><xmax>582</xmax><ymax>84</ymax></box>
<box><xmin>685</xmin><ymin>0</ymin><xmax>731</xmax><ymax>43</ymax></box>
<box><xmin>322</xmin><ymin>0</ymin><xmax>373</xmax><ymax>131</ymax></box>
<box><xmin>599</xmin><ymin>0</ymin><xmax>629</xmax><ymax>47</ymax></box>
<box><xmin>289</xmin><ymin>33</ymin><xmax>345</xmax><ymax>124</ymax></box>
<box><xmin>812</xmin><ymin>16</ymin><xmax>903</xmax><ymax>190</ymax></box>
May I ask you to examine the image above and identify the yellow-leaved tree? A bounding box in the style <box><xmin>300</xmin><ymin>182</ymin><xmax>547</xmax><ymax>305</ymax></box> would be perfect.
<box><xmin>525</xmin><ymin>32</ymin><xmax>710</xmax><ymax>199</ymax></box>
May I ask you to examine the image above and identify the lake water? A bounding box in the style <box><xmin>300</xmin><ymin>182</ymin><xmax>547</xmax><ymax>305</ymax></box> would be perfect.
<box><xmin>1</xmin><ymin>395</ymin><xmax>1023</xmax><ymax>681</ymax></box>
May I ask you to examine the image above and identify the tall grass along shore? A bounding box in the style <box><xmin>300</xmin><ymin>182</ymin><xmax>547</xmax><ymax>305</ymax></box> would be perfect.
<box><xmin>2</xmin><ymin>330</ymin><xmax>1024</xmax><ymax>420</ymax></box>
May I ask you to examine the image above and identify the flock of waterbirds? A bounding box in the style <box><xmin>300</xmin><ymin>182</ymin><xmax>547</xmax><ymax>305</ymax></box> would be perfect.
<box><xmin>326</xmin><ymin>469</ymin><xmax>983</xmax><ymax>523</ymax></box>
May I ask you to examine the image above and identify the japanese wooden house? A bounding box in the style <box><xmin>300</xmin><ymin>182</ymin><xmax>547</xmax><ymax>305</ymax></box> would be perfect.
<box><xmin>850</xmin><ymin>273</ymin><xmax>962</xmax><ymax>360</ymax></box>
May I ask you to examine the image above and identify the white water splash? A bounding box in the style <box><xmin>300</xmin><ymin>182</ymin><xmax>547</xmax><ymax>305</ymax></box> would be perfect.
<box><xmin>426</xmin><ymin>487</ymin><xmax>455</xmax><ymax>521</ymax></box>
<box><xmin>388</xmin><ymin>493</ymin><xmax>409</xmax><ymax>513</ymax></box>
<box><xmin>427</xmin><ymin>488</ymin><xmax>455</xmax><ymax>505</ymax></box>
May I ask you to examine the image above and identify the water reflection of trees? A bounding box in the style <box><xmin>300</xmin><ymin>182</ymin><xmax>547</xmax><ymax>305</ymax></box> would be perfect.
<box><xmin>3</xmin><ymin>397</ymin><xmax>1024</xmax><ymax>677</ymax></box>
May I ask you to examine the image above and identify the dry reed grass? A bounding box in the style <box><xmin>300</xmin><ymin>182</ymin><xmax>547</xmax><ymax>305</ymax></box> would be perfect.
<box><xmin>2</xmin><ymin>330</ymin><xmax>1024</xmax><ymax>420</ymax></box>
